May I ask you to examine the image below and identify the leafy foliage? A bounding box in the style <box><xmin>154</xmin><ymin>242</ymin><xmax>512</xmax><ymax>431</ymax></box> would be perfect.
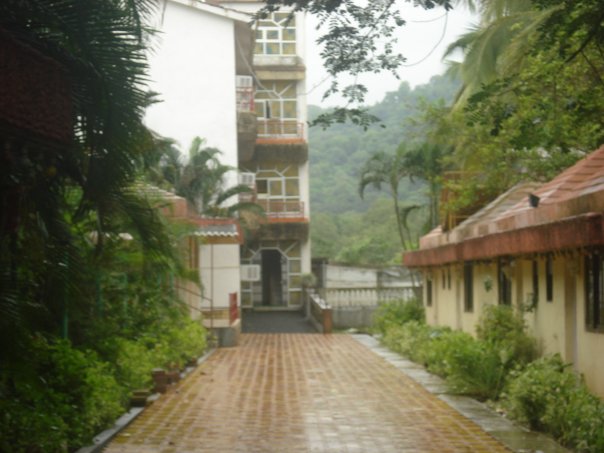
<box><xmin>377</xmin><ymin>302</ymin><xmax>538</xmax><ymax>401</ymax></box>
<box><xmin>373</xmin><ymin>298</ymin><xmax>425</xmax><ymax>335</ymax></box>
<box><xmin>432</xmin><ymin>0</ymin><xmax>604</xmax><ymax>212</ymax></box>
<box><xmin>309</xmin><ymin>75</ymin><xmax>459</xmax><ymax>263</ymax></box>
<box><xmin>504</xmin><ymin>355</ymin><xmax>604</xmax><ymax>452</ymax></box>
<box><xmin>262</xmin><ymin>0</ymin><xmax>454</xmax><ymax>124</ymax></box>
<box><xmin>476</xmin><ymin>305</ymin><xmax>539</xmax><ymax>367</ymax></box>
<box><xmin>0</xmin><ymin>1</ymin><xmax>209</xmax><ymax>449</ymax></box>
<box><xmin>0</xmin><ymin>338</ymin><xmax>125</xmax><ymax>452</ymax></box>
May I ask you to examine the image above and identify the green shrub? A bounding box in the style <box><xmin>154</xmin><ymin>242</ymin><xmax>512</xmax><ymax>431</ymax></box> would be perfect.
<box><xmin>381</xmin><ymin>320</ymin><xmax>432</xmax><ymax>363</ymax></box>
<box><xmin>157</xmin><ymin>317</ymin><xmax>207</xmax><ymax>369</ymax></box>
<box><xmin>476</xmin><ymin>304</ymin><xmax>538</xmax><ymax>367</ymax></box>
<box><xmin>505</xmin><ymin>355</ymin><xmax>604</xmax><ymax>452</ymax></box>
<box><xmin>0</xmin><ymin>338</ymin><xmax>126</xmax><ymax>452</ymax></box>
<box><xmin>445</xmin><ymin>340</ymin><xmax>507</xmax><ymax>401</ymax></box>
<box><xmin>422</xmin><ymin>329</ymin><xmax>473</xmax><ymax>377</ymax></box>
<box><xmin>373</xmin><ymin>298</ymin><xmax>425</xmax><ymax>335</ymax></box>
<box><xmin>114</xmin><ymin>338</ymin><xmax>155</xmax><ymax>390</ymax></box>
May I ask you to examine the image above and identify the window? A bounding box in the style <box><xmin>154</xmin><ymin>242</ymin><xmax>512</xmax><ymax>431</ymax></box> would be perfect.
<box><xmin>498</xmin><ymin>258</ymin><xmax>513</xmax><ymax>305</ymax></box>
<box><xmin>254</xmin><ymin>81</ymin><xmax>299</xmax><ymax>136</ymax></box>
<box><xmin>546</xmin><ymin>255</ymin><xmax>554</xmax><ymax>302</ymax></box>
<box><xmin>426</xmin><ymin>278</ymin><xmax>433</xmax><ymax>307</ymax></box>
<box><xmin>255</xmin><ymin>12</ymin><xmax>297</xmax><ymax>56</ymax></box>
<box><xmin>464</xmin><ymin>262</ymin><xmax>473</xmax><ymax>312</ymax></box>
<box><xmin>532</xmin><ymin>259</ymin><xmax>539</xmax><ymax>306</ymax></box>
<box><xmin>585</xmin><ymin>252</ymin><xmax>604</xmax><ymax>332</ymax></box>
<box><xmin>447</xmin><ymin>267</ymin><xmax>452</xmax><ymax>290</ymax></box>
<box><xmin>442</xmin><ymin>269</ymin><xmax>446</xmax><ymax>289</ymax></box>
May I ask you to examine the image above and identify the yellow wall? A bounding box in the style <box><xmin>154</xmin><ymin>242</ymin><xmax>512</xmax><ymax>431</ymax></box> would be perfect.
<box><xmin>575</xmin><ymin>257</ymin><xmax>604</xmax><ymax>398</ymax></box>
<box><xmin>421</xmin><ymin>252</ymin><xmax>604</xmax><ymax>399</ymax></box>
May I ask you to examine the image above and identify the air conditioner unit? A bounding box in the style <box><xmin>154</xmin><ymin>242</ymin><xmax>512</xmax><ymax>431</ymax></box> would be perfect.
<box><xmin>238</xmin><ymin>172</ymin><xmax>256</xmax><ymax>188</ymax></box>
<box><xmin>236</xmin><ymin>75</ymin><xmax>253</xmax><ymax>88</ymax></box>
<box><xmin>241</xmin><ymin>264</ymin><xmax>261</xmax><ymax>282</ymax></box>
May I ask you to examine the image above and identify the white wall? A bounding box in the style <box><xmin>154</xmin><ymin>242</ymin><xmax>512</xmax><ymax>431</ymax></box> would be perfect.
<box><xmin>200</xmin><ymin>243</ymin><xmax>241</xmax><ymax>311</ymax></box>
<box><xmin>146</xmin><ymin>1</ymin><xmax>240</xmax><ymax>189</ymax></box>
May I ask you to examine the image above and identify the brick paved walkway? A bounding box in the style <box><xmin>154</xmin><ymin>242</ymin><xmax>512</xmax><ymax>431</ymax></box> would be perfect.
<box><xmin>104</xmin><ymin>334</ymin><xmax>510</xmax><ymax>452</ymax></box>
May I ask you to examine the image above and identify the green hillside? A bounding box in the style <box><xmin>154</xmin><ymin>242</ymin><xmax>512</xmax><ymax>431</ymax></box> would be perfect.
<box><xmin>308</xmin><ymin>74</ymin><xmax>459</xmax><ymax>264</ymax></box>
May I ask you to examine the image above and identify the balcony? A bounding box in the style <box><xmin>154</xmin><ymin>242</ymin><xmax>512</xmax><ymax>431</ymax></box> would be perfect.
<box><xmin>257</xmin><ymin>119</ymin><xmax>304</xmax><ymax>139</ymax></box>
<box><xmin>236</xmin><ymin>76</ymin><xmax>257</xmax><ymax>162</ymax></box>
<box><xmin>236</xmin><ymin>76</ymin><xmax>254</xmax><ymax>112</ymax></box>
<box><xmin>257</xmin><ymin>199</ymin><xmax>306</xmax><ymax>221</ymax></box>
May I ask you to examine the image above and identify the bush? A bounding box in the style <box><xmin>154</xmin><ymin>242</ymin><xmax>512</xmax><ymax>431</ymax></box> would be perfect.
<box><xmin>112</xmin><ymin>317</ymin><xmax>207</xmax><ymax>390</ymax></box>
<box><xmin>156</xmin><ymin>317</ymin><xmax>207</xmax><ymax>369</ymax></box>
<box><xmin>0</xmin><ymin>338</ymin><xmax>126</xmax><ymax>452</ymax></box>
<box><xmin>421</xmin><ymin>329</ymin><xmax>473</xmax><ymax>377</ymax></box>
<box><xmin>476</xmin><ymin>305</ymin><xmax>538</xmax><ymax>367</ymax></box>
<box><xmin>445</xmin><ymin>340</ymin><xmax>507</xmax><ymax>401</ymax></box>
<box><xmin>114</xmin><ymin>338</ymin><xmax>156</xmax><ymax>390</ymax></box>
<box><xmin>373</xmin><ymin>298</ymin><xmax>425</xmax><ymax>335</ymax></box>
<box><xmin>505</xmin><ymin>355</ymin><xmax>604</xmax><ymax>452</ymax></box>
<box><xmin>381</xmin><ymin>320</ymin><xmax>432</xmax><ymax>363</ymax></box>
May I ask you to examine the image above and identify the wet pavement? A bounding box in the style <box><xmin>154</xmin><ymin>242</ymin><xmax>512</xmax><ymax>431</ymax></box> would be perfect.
<box><xmin>241</xmin><ymin>309</ymin><xmax>317</xmax><ymax>333</ymax></box>
<box><xmin>103</xmin><ymin>334</ymin><xmax>521</xmax><ymax>452</ymax></box>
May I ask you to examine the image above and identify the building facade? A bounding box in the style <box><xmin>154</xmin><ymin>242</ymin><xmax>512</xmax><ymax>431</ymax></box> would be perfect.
<box><xmin>221</xmin><ymin>0</ymin><xmax>312</xmax><ymax>310</ymax></box>
<box><xmin>404</xmin><ymin>146</ymin><xmax>604</xmax><ymax>398</ymax></box>
<box><xmin>147</xmin><ymin>0</ymin><xmax>311</xmax><ymax>323</ymax></box>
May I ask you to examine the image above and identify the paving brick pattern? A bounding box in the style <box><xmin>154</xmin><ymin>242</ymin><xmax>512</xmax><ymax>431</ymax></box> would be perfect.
<box><xmin>104</xmin><ymin>334</ymin><xmax>510</xmax><ymax>452</ymax></box>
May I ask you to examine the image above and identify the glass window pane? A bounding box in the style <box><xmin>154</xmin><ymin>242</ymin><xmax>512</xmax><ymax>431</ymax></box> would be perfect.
<box><xmin>269</xmin><ymin>101</ymin><xmax>281</xmax><ymax>118</ymax></box>
<box><xmin>273</xmin><ymin>81</ymin><xmax>288</xmax><ymax>94</ymax></box>
<box><xmin>289</xmin><ymin>275</ymin><xmax>302</xmax><ymax>289</ymax></box>
<box><xmin>254</xmin><ymin>43</ymin><xmax>263</xmax><ymax>54</ymax></box>
<box><xmin>283</xmin><ymin>100</ymin><xmax>297</xmax><ymax>118</ymax></box>
<box><xmin>258</xmin><ymin>20</ymin><xmax>273</xmax><ymax>27</ymax></box>
<box><xmin>283</xmin><ymin>165</ymin><xmax>298</xmax><ymax>177</ymax></box>
<box><xmin>267</xmin><ymin>29</ymin><xmax>279</xmax><ymax>40</ymax></box>
<box><xmin>256</xmin><ymin>30</ymin><xmax>263</xmax><ymax>40</ymax></box>
<box><xmin>269</xmin><ymin>179</ymin><xmax>283</xmax><ymax>196</ymax></box>
<box><xmin>285</xmin><ymin>179</ymin><xmax>299</xmax><ymax>196</ymax></box>
<box><xmin>287</xmin><ymin>244</ymin><xmax>301</xmax><ymax>258</ymax></box>
<box><xmin>289</xmin><ymin>260</ymin><xmax>301</xmax><ymax>274</ymax></box>
<box><xmin>282</xmin><ymin>84</ymin><xmax>296</xmax><ymax>98</ymax></box>
<box><xmin>266</xmin><ymin>43</ymin><xmax>279</xmax><ymax>54</ymax></box>
<box><xmin>256</xmin><ymin>179</ymin><xmax>268</xmax><ymax>194</ymax></box>
<box><xmin>283</xmin><ymin>28</ymin><xmax>296</xmax><ymax>41</ymax></box>
<box><xmin>254</xmin><ymin>102</ymin><xmax>265</xmax><ymax>118</ymax></box>
<box><xmin>283</xmin><ymin>43</ymin><xmax>296</xmax><ymax>55</ymax></box>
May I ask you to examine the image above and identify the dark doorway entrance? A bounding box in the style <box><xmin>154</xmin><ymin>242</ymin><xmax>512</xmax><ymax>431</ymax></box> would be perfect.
<box><xmin>261</xmin><ymin>249</ymin><xmax>283</xmax><ymax>306</ymax></box>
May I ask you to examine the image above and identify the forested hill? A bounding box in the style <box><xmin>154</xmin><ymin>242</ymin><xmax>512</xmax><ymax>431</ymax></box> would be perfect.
<box><xmin>308</xmin><ymin>74</ymin><xmax>459</xmax><ymax>264</ymax></box>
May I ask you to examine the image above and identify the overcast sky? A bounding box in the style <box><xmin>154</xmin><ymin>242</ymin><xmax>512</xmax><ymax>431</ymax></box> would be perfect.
<box><xmin>304</xmin><ymin>4</ymin><xmax>476</xmax><ymax>107</ymax></box>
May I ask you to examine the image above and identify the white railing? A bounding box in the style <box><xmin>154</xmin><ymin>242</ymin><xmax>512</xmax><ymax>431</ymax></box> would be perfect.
<box><xmin>256</xmin><ymin>199</ymin><xmax>305</xmax><ymax>218</ymax></box>
<box><xmin>325</xmin><ymin>287</ymin><xmax>417</xmax><ymax>308</ymax></box>
<box><xmin>257</xmin><ymin>119</ymin><xmax>304</xmax><ymax>138</ymax></box>
<box><xmin>236</xmin><ymin>76</ymin><xmax>254</xmax><ymax>112</ymax></box>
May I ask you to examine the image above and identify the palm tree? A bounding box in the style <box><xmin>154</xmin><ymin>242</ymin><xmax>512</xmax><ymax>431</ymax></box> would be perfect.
<box><xmin>446</xmin><ymin>0</ymin><xmax>561</xmax><ymax>107</ymax></box>
<box><xmin>160</xmin><ymin>137</ymin><xmax>263</xmax><ymax>219</ymax></box>
<box><xmin>400</xmin><ymin>143</ymin><xmax>449</xmax><ymax>230</ymax></box>
<box><xmin>359</xmin><ymin>147</ymin><xmax>416</xmax><ymax>252</ymax></box>
<box><xmin>0</xmin><ymin>0</ymin><xmax>176</xmax><ymax>343</ymax></box>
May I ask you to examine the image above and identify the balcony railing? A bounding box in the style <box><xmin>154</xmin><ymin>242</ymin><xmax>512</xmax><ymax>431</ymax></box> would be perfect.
<box><xmin>236</xmin><ymin>75</ymin><xmax>254</xmax><ymax>112</ymax></box>
<box><xmin>257</xmin><ymin>119</ymin><xmax>304</xmax><ymax>138</ymax></box>
<box><xmin>257</xmin><ymin>199</ymin><xmax>305</xmax><ymax>219</ymax></box>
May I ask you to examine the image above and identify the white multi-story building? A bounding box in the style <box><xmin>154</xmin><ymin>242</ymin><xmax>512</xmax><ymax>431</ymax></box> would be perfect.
<box><xmin>220</xmin><ymin>0</ymin><xmax>312</xmax><ymax>311</ymax></box>
<box><xmin>146</xmin><ymin>0</ymin><xmax>312</xmax><ymax>338</ymax></box>
<box><xmin>145</xmin><ymin>0</ymin><xmax>255</xmax><ymax>344</ymax></box>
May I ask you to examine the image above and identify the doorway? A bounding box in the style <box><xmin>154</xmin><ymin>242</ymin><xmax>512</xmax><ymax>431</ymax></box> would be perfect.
<box><xmin>261</xmin><ymin>249</ymin><xmax>284</xmax><ymax>306</ymax></box>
